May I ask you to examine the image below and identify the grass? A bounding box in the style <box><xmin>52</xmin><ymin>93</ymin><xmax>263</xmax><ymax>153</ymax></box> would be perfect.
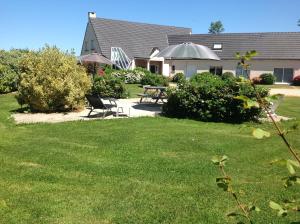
<box><xmin>126</xmin><ymin>84</ymin><xmax>143</xmax><ymax>98</ymax></box>
<box><xmin>0</xmin><ymin>94</ymin><xmax>300</xmax><ymax>223</ymax></box>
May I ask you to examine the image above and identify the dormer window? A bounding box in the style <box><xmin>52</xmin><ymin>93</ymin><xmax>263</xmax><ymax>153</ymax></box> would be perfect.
<box><xmin>213</xmin><ymin>43</ymin><xmax>222</xmax><ymax>50</ymax></box>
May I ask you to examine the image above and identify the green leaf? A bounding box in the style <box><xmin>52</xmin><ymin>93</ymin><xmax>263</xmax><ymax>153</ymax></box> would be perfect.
<box><xmin>234</xmin><ymin>96</ymin><xmax>259</xmax><ymax>109</ymax></box>
<box><xmin>277</xmin><ymin>209</ymin><xmax>288</xmax><ymax>217</ymax></box>
<box><xmin>287</xmin><ymin>161</ymin><xmax>296</xmax><ymax>175</ymax></box>
<box><xmin>269</xmin><ymin>201</ymin><xmax>282</xmax><ymax>210</ymax></box>
<box><xmin>211</xmin><ymin>155</ymin><xmax>228</xmax><ymax>166</ymax></box>
<box><xmin>252</xmin><ymin>128</ymin><xmax>271</xmax><ymax>139</ymax></box>
<box><xmin>270</xmin><ymin>159</ymin><xmax>287</xmax><ymax>166</ymax></box>
<box><xmin>287</xmin><ymin>159</ymin><xmax>300</xmax><ymax>168</ymax></box>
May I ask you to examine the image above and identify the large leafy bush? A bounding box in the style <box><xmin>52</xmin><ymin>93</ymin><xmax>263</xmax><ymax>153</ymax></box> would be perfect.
<box><xmin>141</xmin><ymin>73</ymin><xmax>169</xmax><ymax>86</ymax></box>
<box><xmin>163</xmin><ymin>73</ymin><xmax>268</xmax><ymax>123</ymax></box>
<box><xmin>260</xmin><ymin>73</ymin><xmax>275</xmax><ymax>85</ymax></box>
<box><xmin>16</xmin><ymin>46</ymin><xmax>91</xmax><ymax>112</ymax></box>
<box><xmin>0</xmin><ymin>49</ymin><xmax>28</xmax><ymax>93</ymax></box>
<box><xmin>92</xmin><ymin>75</ymin><xmax>128</xmax><ymax>98</ymax></box>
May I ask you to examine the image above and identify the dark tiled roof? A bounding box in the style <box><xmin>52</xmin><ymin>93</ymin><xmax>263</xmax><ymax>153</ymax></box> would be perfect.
<box><xmin>168</xmin><ymin>32</ymin><xmax>300</xmax><ymax>60</ymax></box>
<box><xmin>90</xmin><ymin>18</ymin><xmax>191</xmax><ymax>59</ymax></box>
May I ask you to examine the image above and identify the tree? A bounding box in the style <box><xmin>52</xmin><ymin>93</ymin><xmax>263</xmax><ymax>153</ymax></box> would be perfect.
<box><xmin>208</xmin><ymin>21</ymin><xmax>224</xmax><ymax>34</ymax></box>
<box><xmin>298</xmin><ymin>19</ymin><xmax>300</xmax><ymax>26</ymax></box>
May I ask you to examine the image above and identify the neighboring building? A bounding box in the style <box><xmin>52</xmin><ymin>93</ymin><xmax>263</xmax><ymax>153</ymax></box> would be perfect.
<box><xmin>81</xmin><ymin>12</ymin><xmax>300</xmax><ymax>83</ymax></box>
<box><xmin>168</xmin><ymin>33</ymin><xmax>300</xmax><ymax>83</ymax></box>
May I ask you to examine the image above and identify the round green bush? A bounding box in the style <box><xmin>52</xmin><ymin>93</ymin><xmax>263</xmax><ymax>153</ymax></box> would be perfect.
<box><xmin>172</xmin><ymin>73</ymin><xmax>185</xmax><ymax>83</ymax></box>
<box><xmin>16</xmin><ymin>46</ymin><xmax>92</xmax><ymax>112</ymax></box>
<box><xmin>141</xmin><ymin>73</ymin><xmax>169</xmax><ymax>86</ymax></box>
<box><xmin>221</xmin><ymin>72</ymin><xmax>235</xmax><ymax>80</ymax></box>
<box><xmin>92</xmin><ymin>75</ymin><xmax>128</xmax><ymax>98</ymax></box>
<box><xmin>260</xmin><ymin>73</ymin><xmax>275</xmax><ymax>85</ymax></box>
<box><xmin>163</xmin><ymin>73</ymin><xmax>268</xmax><ymax>123</ymax></box>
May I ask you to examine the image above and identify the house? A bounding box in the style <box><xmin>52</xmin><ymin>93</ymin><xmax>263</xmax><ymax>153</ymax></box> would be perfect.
<box><xmin>81</xmin><ymin>12</ymin><xmax>191</xmax><ymax>75</ymax></box>
<box><xmin>81</xmin><ymin>12</ymin><xmax>300</xmax><ymax>83</ymax></box>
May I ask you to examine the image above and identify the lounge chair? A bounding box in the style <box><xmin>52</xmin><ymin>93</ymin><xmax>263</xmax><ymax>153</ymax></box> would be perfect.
<box><xmin>85</xmin><ymin>94</ymin><xmax>123</xmax><ymax>118</ymax></box>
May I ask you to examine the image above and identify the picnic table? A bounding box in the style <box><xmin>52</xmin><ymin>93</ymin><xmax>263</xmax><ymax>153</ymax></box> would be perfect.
<box><xmin>138</xmin><ymin>86</ymin><xmax>167</xmax><ymax>103</ymax></box>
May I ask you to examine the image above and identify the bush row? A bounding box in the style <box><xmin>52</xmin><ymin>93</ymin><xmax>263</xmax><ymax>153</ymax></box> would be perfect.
<box><xmin>163</xmin><ymin>72</ymin><xmax>269</xmax><ymax>123</ymax></box>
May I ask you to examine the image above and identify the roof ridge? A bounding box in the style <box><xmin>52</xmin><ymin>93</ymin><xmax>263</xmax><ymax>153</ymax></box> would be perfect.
<box><xmin>168</xmin><ymin>31</ymin><xmax>300</xmax><ymax>36</ymax></box>
<box><xmin>91</xmin><ymin>17</ymin><xmax>192</xmax><ymax>31</ymax></box>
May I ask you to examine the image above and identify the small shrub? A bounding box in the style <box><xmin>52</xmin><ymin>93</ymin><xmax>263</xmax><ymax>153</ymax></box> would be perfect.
<box><xmin>110</xmin><ymin>67</ymin><xmax>147</xmax><ymax>84</ymax></box>
<box><xmin>189</xmin><ymin>72</ymin><xmax>213</xmax><ymax>83</ymax></box>
<box><xmin>252</xmin><ymin>77</ymin><xmax>262</xmax><ymax>84</ymax></box>
<box><xmin>260</xmin><ymin>73</ymin><xmax>275</xmax><ymax>85</ymax></box>
<box><xmin>172</xmin><ymin>73</ymin><xmax>185</xmax><ymax>83</ymax></box>
<box><xmin>163</xmin><ymin>73</ymin><xmax>268</xmax><ymax>123</ymax></box>
<box><xmin>141</xmin><ymin>73</ymin><xmax>169</xmax><ymax>86</ymax></box>
<box><xmin>16</xmin><ymin>46</ymin><xmax>91</xmax><ymax>112</ymax></box>
<box><xmin>0</xmin><ymin>65</ymin><xmax>18</xmax><ymax>93</ymax></box>
<box><xmin>293</xmin><ymin>76</ymin><xmax>300</xmax><ymax>86</ymax></box>
<box><xmin>221</xmin><ymin>72</ymin><xmax>235</xmax><ymax>80</ymax></box>
<box><xmin>92</xmin><ymin>75</ymin><xmax>128</xmax><ymax>98</ymax></box>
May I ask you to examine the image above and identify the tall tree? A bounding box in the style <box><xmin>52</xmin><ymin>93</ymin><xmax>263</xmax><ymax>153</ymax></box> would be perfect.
<box><xmin>208</xmin><ymin>21</ymin><xmax>225</xmax><ymax>34</ymax></box>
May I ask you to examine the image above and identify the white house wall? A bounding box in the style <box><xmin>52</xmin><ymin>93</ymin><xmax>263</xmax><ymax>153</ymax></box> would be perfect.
<box><xmin>165</xmin><ymin>59</ymin><xmax>300</xmax><ymax>79</ymax></box>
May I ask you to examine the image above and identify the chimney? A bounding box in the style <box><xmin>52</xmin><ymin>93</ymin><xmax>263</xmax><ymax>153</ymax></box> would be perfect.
<box><xmin>88</xmin><ymin>12</ymin><xmax>96</xmax><ymax>19</ymax></box>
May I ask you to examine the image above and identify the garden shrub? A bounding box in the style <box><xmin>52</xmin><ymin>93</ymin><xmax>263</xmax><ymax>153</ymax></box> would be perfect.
<box><xmin>111</xmin><ymin>67</ymin><xmax>146</xmax><ymax>84</ymax></box>
<box><xmin>141</xmin><ymin>73</ymin><xmax>169</xmax><ymax>86</ymax></box>
<box><xmin>0</xmin><ymin>49</ymin><xmax>28</xmax><ymax>94</ymax></box>
<box><xmin>293</xmin><ymin>75</ymin><xmax>300</xmax><ymax>86</ymax></box>
<box><xmin>189</xmin><ymin>72</ymin><xmax>213</xmax><ymax>83</ymax></box>
<box><xmin>260</xmin><ymin>73</ymin><xmax>275</xmax><ymax>85</ymax></box>
<box><xmin>92</xmin><ymin>75</ymin><xmax>128</xmax><ymax>98</ymax></box>
<box><xmin>172</xmin><ymin>73</ymin><xmax>185</xmax><ymax>83</ymax></box>
<box><xmin>221</xmin><ymin>72</ymin><xmax>235</xmax><ymax>80</ymax></box>
<box><xmin>0</xmin><ymin>65</ymin><xmax>18</xmax><ymax>93</ymax></box>
<box><xmin>163</xmin><ymin>73</ymin><xmax>268</xmax><ymax>123</ymax></box>
<box><xmin>16</xmin><ymin>46</ymin><xmax>91</xmax><ymax>112</ymax></box>
<box><xmin>252</xmin><ymin>77</ymin><xmax>262</xmax><ymax>84</ymax></box>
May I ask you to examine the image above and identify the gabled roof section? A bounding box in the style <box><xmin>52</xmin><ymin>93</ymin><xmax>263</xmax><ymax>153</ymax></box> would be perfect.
<box><xmin>89</xmin><ymin>17</ymin><xmax>192</xmax><ymax>60</ymax></box>
<box><xmin>168</xmin><ymin>32</ymin><xmax>300</xmax><ymax>60</ymax></box>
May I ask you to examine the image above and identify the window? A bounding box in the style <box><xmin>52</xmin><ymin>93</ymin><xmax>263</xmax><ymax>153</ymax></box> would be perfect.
<box><xmin>150</xmin><ymin>65</ymin><xmax>159</xmax><ymax>74</ymax></box>
<box><xmin>236</xmin><ymin>65</ymin><xmax>250</xmax><ymax>78</ymax></box>
<box><xmin>91</xmin><ymin>40</ymin><xmax>95</xmax><ymax>50</ymax></box>
<box><xmin>84</xmin><ymin>41</ymin><xmax>88</xmax><ymax>51</ymax></box>
<box><xmin>171</xmin><ymin>65</ymin><xmax>176</xmax><ymax>73</ymax></box>
<box><xmin>213</xmin><ymin>43</ymin><xmax>222</xmax><ymax>50</ymax></box>
<box><xmin>274</xmin><ymin>68</ymin><xmax>294</xmax><ymax>83</ymax></box>
<box><xmin>111</xmin><ymin>47</ymin><xmax>131</xmax><ymax>69</ymax></box>
<box><xmin>209</xmin><ymin>66</ymin><xmax>223</xmax><ymax>76</ymax></box>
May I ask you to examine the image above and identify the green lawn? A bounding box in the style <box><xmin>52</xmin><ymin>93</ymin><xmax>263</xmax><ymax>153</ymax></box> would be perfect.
<box><xmin>0</xmin><ymin>94</ymin><xmax>300</xmax><ymax>223</ymax></box>
<box><xmin>126</xmin><ymin>84</ymin><xmax>143</xmax><ymax>98</ymax></box>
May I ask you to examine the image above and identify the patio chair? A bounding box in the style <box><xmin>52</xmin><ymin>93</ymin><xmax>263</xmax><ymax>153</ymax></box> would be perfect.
<box><xmin>85</xmin><ymin>94</ymin><xmax>123</xmax><ymax>118</ymax></box>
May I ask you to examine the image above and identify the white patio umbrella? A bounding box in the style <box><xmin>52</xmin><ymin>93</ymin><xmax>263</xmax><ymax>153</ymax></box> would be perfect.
<box><xmin>155</xmin><ymin>42</ymin><xmax>220</xmax><ymax>60</ymax></box>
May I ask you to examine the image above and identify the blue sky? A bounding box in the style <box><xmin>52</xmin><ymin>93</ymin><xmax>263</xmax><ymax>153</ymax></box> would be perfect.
<box><xmin>1</xmin><ymin>0</ymin><xmax>300</xmax><ymax>55</ymax></box>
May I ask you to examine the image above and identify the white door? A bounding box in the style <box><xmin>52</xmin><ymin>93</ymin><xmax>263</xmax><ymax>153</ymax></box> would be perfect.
<box><xmin>186</xmin><ymin>64</ymin><xmax>197</xmax><ymax>78</ymax></box>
